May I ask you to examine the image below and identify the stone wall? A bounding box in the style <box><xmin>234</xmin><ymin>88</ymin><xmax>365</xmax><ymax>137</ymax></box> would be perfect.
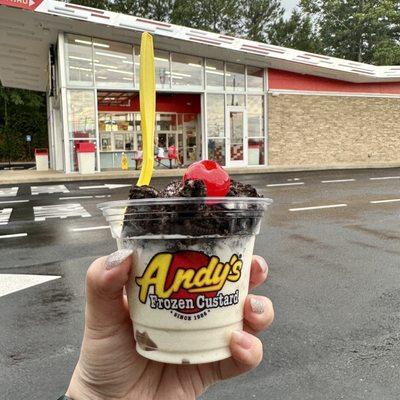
<box><xmin>267</xmin><ymin>94</ymin><xmax>400</xmax><ymax>167</ymax></box>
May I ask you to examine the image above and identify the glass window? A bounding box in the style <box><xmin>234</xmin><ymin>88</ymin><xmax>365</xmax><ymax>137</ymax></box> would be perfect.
<box><xmin>171</xmin><ymin>53</ymin><xmax>203</xmax><ymax>89</ymax></box>
<box><xmin>206</xmin><ymin>94</ymin><xmax>225</xmax><ymax>138</ymax></box>
<box><xmin>247</xmin><ymin>95</ymin><xmax>264</xmax><ymax>138</ymax></box>
<box><xmin>206</xmin><ymin>59</ymin><xmax>224</xmax><ymax>91</ymax></box>
<box><xmin>226</xmin><ymin>63</ymin><xmax>245</xmax><ymax>92</ymax></box>
<box><xmin>67</xmin><ymin>90</ymin><xmax>96</xmax><ymax>139</ymax></box>
<box><xmin>155</xmin><ymin>50</ymin><xmax>170</xmax><ymax>89</ymax></box>
<box><xmin>157</xmin><ymin>113</ymin><xmax>177</xmax><ymax>131</ymax></box>
<box><xmin>248</xmin><ymin>139</ymin><xmax>265</xmax><ymax>165</ymax></box>
<box><xmin>227</xmin><ymin>94</ymin><xmax>245</xmax><ymax>107</ymax></box>
<box><xmin>65</xmin><ymin>34</ymin><xmax>93</xmax><ymax>85</ymax></box>
<box><xmin>134</xmin><ymin>46</ymin><xmax>140</xmax><ymax>88</ymax></box>
<box><xmin>247</xmin><ymin>66</ymin><xmax>264</xmax><ymax>92</ymax></box>
<box><xmin>93</xmin><ymin>39</ymin><xmax>134</xmax><ymax>85</ymax></box>
<box><xmin>208</xmin><ymin>139</ymin><xmax>225</xmax><ymax>166</ymax></box>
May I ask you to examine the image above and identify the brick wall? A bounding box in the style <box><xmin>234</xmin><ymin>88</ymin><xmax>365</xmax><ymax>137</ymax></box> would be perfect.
<box><xmin>267</xmin><ymin>94</ymin><xmax>400</xmax><ymax>167</ymax></box>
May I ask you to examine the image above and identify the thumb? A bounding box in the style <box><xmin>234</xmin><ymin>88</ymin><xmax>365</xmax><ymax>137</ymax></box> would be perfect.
<box><xmin>85</xmin><ymin>249</ymin><xmax>133</xmax><ymax>337</ymax></box>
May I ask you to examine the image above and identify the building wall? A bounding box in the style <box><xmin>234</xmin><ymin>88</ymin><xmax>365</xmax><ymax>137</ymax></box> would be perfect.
<box><xmin>267</xmin><ymin>93</ymin><xmax>400</xmax><ymax>166</ymax></box>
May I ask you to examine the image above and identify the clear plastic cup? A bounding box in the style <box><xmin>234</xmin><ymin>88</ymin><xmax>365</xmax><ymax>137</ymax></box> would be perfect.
<box><xmin>98</xmin><ymin>196</ymin><xmax>272</xmax><ymax>364</ymax></box>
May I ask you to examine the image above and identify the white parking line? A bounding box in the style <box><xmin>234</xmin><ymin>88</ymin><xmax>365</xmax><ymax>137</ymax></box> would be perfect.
<box><xmin>267</xmin><ymin>182</ymin><xmax>305</xmax><ymax>187</ymax></box>
<box><xmin>31</xmin><ymin>184</ymin><xmax>70</xmax><ymax>195</ymax></box>
<box><xmin>34</xmin><ymin>203</ymin><xmax>91</xmax><ymax>221</ymax></box>
<box><xmin>321</xmin><ymin>179</ymin><xmax>355</xmax><ymax>183</ymax></box>
<box><xmin>370</xmin><ymin>198</ymin><xmax>400</xmax><ymax>204</ymax></box>
<box><xmin>370</xmin><ymin>176</ymin><xmax>400</xmax><ymax>181</ymax></box>
<box><xmin>59</xmin><ymin>196</ymin><xmax>93</xmax><ymax>200</ymax></box>
<box><xmin>0</xmin><ymin>187</ymin><xmax>18</xmax><ymax>197</ymax></box>
<box><xmin>71</xmin><ymin>226</ymin><xmax>110</xmax><ymax>232</ymax></box>
<box><xmin>0</xmin><ymin>274</ymin><xmax>60</xmax><ymax>297</ymax></box>
<box><xmin>0</xmin><ymin>208</ymin><xmax>12</xmax><ymax>225</ymax></box>
<box><xmin>289</xmin><ymin>204</ymin><xmax>347</xmax><ymax>212</ymax></box>
<box><xmin>0</xmin><ymin>233</ymin><xmax>27</xmax><ymax>239</ymax></box>
<box><xmin>0</xmin><ymin>199</ymin><xmax>29</xmax><ymax>204</ymax></box>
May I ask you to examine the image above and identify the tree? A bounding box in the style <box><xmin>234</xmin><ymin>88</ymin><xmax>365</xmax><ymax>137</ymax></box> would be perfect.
<box><xmin>270</xmin><ymin>10</ymin><xmax>321</xmax><ymax>53</ymax></box>
<box><xmin>300</xmin><ymin>0</ymin><xmax>400</xmax><ymax>65</ymax></box>
<box><xmin>242</xmin><ymin>0</ymin><xmax>284</xmax><ymax>43</ymax></box>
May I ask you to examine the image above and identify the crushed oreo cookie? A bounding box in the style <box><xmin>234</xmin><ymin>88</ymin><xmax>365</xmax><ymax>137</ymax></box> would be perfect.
<box><xmin>122</xmin><ymin>178</ymin><xmax>263</xmax><ymax>237</ymax></box>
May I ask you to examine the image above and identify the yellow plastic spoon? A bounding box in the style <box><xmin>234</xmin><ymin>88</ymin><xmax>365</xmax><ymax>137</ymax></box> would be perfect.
<box><xmin>137</xmin><ymin>32</ymin><xmax>156</xmax><ymax>187</ymax></box>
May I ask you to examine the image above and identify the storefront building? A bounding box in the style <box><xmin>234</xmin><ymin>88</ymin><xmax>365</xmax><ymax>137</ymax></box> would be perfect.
<box><xmin>1</xmin><ymin>0</ymin><xmax>400</xmax><ymax>173</ymax></box>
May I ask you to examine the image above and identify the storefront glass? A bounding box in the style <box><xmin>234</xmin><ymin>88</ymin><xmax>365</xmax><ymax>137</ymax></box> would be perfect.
<box><xmin>206</xmin><ymin>59</ymin><xmax>224</xmax><ymax>91</ymax></box>
<box><xmin>247</xmin><ymin>66</ymin><xmax>264</xmax><ymax>92</ymax></box>
<box><xmin>65</xmin><ymin>35</ymin><xmax>94</xmax><ymax>85</ymax></box>
<box><xmin>227</xmin><ymin>94</ymin><xmax>245</xmax><ymax>107</ymax></box>
<box><xmin>207</xmin><ymin>94</ymin><xmax>226</xmax><ymax>165</ymax></box>
<box><xmin>226</xmin><ymin>63</ymin><xmax>245</xmax><ymax>92</ymax></box>
<box><xmin>155</xmin><ymin>50</ymin><xmax>170</xmax><ymax>89</ymax></box>
<box><xmin>171</xmin><ymin>53</ymin><xmax>203</xmax><ymax>89</ymax></box>
<box><xmin>247</xmin><ymin>95</ymin><xmax>265</xmax><ymax>165</ymax></box>
<box><xmin>67</xmin><ymin>90</ymin><xmax>97</xmax><ymax>171</ymax></box>
<box><xmin>94</xmin><ymin>39</ymin><xmax>134</xmax><ymax>86</ymax></box>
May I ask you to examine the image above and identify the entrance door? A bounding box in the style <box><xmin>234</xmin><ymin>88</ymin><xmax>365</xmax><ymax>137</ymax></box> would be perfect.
<box><xmin>226</xmin><ymin>106</ymin><xmax>247</xmax><ymax>167</ymax></box>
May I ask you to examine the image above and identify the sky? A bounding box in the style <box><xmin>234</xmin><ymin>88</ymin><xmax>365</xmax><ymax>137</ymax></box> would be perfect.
<box><xmin>282</xmin><ymin>0</ymin><xmax>298</xmax><ymax>17</ymax></box>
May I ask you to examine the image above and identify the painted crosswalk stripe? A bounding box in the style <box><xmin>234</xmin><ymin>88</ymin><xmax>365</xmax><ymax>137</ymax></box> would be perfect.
<box><xmin>33</xmin><ymin>203</ymin><xmax>91</xmax><ymax>221</ymax></box>
<box><xmin>71</xmin><ymin>226</ymin><xmax>110</xmax><ymax>232</ymax></box>
<box><xmin>289</xmin><ymin>204</ymin><xmax>347</xmax><ymax>212</ymax></box>
<box><xmin>370</xmin><ymin>176</ymin><xmax>400</xmax><ymax>181</ymax></box>
<box><xmin>267</xmin><ymin>182</ymin><xmax>305</xmax><ymax>187</ymax></box>
<box><xmin>0</xmin><ymin>274</ymin><xmax>60</xmax><ymax>298</ymax></box>
<box><xmin>31</xmin><ymin>184</ymin><xmax>70</xmax><ymax>195</ymax></box>
<box><xmin>370</xmin><ymin>198</ymin><xmax>400</xmax><ymax>204</ymax></box>
<box><xmin>0</xmin><ymin>199</ymin><xmax>29</xmax><ymax>204</ymax></box>
<box><xmin>0</xmin><ymin>187</ymin><xmax>18</xmax><ymax>197</ymax></box>
<box><xmin>321</xmin><ymin>179</ymin><xmax>355</xmax><ymax>183</ymax></box>
<box><xmin>0</xmin><ymin>233</ymin><xmax>27</xmax><ymax>239</ymax></box>
<box><xmin>0</xmin><ymin>208</ymin><xmax>12</xmax><ymax>225</ymax></box>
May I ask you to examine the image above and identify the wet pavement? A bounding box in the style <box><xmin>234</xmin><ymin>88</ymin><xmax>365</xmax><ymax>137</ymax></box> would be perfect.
<box><xmin>0</xmin><ymin>168</ymin><xmax>399</xmax><ymax>400</ymax></box>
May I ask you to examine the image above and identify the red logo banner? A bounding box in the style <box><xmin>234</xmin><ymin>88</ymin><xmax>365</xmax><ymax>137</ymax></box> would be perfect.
<box><xmin>0</xmin><ymin>0</ymin><xmax>43</xmax><ymax>11</ymax></box>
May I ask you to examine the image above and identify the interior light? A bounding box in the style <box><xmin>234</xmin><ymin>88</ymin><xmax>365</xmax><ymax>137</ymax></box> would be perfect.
<box><xmin>123</xmin><ymin>77</ymin><xmax>133</xmax><ymax>80</ymax></box>
<box><xmin>165</xmin><ymin>71</ymin><xmax>191</xmax><ymax>77</ymax></box>
<box><xmin>155</xmin><ymin>57</ymin><xmax>169</xmax><ymax>62</ymax></box>
<box><xmin>207</xmin><ymin>70</ymin><xmax>224</xmax><ymax>76</ymax></box>
<box><xmin>206</xmin><ymin>65</ymin><xmax>217</xmax><ymax>70</ymax></box>
<box><xmin>93</xmin><ymin>42</ymin><xmax>110</xmax><ymax>48</ymax></box>
<box><xmin>74</xmin><ymin>39</ymin><xmax>92</xmax><ymax>46</ymax></box>
<box><xmin>70</xmin><ymin>66</ymin><xmax>92</xmax><ymax>72</ymax></box>
<box><xmin>69</xmin><ymin>55</ymin><xmax>92</xmax><ymax>62</ymax></box>
<box><xmin>188</xmin><ymin>63</ymin><xmax>202</xmax><ymax>68</ymax></box>
<box><xmin>122</xmin><ymin>60</ymin><xmax>134</xmax><ymax>64</ymax></box>
<box><xmin>94</xmin><ymin>63</ymin><xmax>118</xmax><ymax>69</ymax></box>
<box><xmin>96</xmin><ymin>76</ymin><xmax>107</xmax><ymax>79</ymax></box>
<box><xmin>96</xmin><ymin>51</ymin><xmax>127</xmax><ymax>59</ymax></box>
<box><xmin>106</xmin><ymin>69</ymin><xmax>133</xmax><ymax>75</ymax></box>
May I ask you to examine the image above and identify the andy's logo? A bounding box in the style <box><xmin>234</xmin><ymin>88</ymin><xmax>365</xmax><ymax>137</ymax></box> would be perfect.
<box><xmin>135</xmin><ymin>251</ymin><xmax>242</xmax><ymax>313</ymax></box>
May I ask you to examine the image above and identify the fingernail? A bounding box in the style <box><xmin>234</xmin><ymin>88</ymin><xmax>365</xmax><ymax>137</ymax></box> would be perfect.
<box><xmin>231</xmin><ymin>331</ymin><xmax>252</xmax><ymax>350</ymax></box>
<box><xmin>250</xmin><ymin>297</ymin><xmax>265</xmax><ymax>314</ymax></box>
<box><xmin>254</xmin><ymin>255</ymin><xmax>268</xmax><ymax>273</ymax></box>
<box><xmin>105</xmin><ymin>249</ymin><xmax>133</xmax><ymax>270</ymax></box>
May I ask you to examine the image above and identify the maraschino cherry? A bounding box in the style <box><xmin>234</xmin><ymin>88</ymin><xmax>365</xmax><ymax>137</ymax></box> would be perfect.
<box><xmin>183</xmin><ymin>160</ymin><xmax>230</xmax><ymax>197</ymax></box>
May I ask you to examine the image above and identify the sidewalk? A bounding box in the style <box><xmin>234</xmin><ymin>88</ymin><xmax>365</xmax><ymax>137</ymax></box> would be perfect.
<box><xmin>1</xmin><ymin>162</ymin><xmax>400</xmax><ymax>184</ymax></box>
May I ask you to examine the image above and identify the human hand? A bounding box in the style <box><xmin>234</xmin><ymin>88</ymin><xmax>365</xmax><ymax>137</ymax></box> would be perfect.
<box><xmin>66</xmin><ymin>250</ymin><xmax>274</xmax><ymax>400</ymax></box>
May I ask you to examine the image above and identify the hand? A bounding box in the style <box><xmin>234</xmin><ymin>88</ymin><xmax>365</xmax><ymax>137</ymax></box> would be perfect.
<box><xmin>66</xmin><ymin>251</ymin><xmax>274</xmax><ymax>400</ymax></box>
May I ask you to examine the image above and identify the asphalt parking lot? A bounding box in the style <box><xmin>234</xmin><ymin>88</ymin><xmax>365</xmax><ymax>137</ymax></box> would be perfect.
<box><xmin>1</xmin><ymin>168</ymin><xmax>399</xmax><ymax>400</ymax></box>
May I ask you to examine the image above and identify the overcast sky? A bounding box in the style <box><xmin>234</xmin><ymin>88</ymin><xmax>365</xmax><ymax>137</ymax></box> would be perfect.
<box><xmin>281</xmin><ymin>0</ymin><xmax>298</xmax><ymax>17</ymax></box>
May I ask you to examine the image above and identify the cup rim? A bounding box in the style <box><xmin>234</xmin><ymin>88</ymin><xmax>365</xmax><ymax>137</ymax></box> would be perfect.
<box><xmin>97</xmin><ymin>196</ymin><xmax>273</xmax><ymax>211</ymax></box>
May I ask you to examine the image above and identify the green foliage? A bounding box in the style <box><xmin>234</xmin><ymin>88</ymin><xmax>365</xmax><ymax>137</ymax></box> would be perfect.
<box><xmin>0</xmin><ymin>84</ymin><xmax>47</xmax><ymax>162</ymax></box>
<box><xmin>300</xmin><ymin>0</ymin><xmax>400</xmax><ymax>64</ymax></box>
<box><xmin>270</xmin><ymin>10</ymin><xmax>321</xmax><ymax>53</ymax></box>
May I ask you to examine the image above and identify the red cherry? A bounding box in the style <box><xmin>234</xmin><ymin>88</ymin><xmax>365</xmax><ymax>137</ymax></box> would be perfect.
<box><xmin>183</xmin><ymin>160</ymin><xmax>230</xmax><ymax>197</ymax></box>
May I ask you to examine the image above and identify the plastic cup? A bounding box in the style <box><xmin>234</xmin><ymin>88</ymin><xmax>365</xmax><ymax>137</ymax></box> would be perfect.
<box><xmin>98</xmin><ymin>196</ymin><xmax>272</xmax><ymax>364</ymax></box>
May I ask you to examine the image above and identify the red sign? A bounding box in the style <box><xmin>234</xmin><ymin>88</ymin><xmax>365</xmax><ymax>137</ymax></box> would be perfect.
<box><xmin>0</xmin><ymin>0</ymin><xmax>43</xmax><ymax>11</ymax></box>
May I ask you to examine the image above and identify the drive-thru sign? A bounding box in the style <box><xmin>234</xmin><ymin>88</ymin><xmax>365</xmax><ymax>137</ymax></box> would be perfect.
<box><xmin>0</xmin><ymin>0</ymin><xmax>42</xmax><ymax>11</ymax></box>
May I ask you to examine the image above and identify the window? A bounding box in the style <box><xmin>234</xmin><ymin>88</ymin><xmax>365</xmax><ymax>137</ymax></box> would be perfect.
<box><xmin>206</xmin><ymin>59</ymin><xmax>224</xmax><ymax>91</ymax></box>
<box><xmin>227</xmin><ymin>94</ymin><xmax>245</xmax><ymax>107</ymax></box>
<box><xmin>208</xmin><ymin>139</ymin><xmax>226</xmax><ymax>166</ymax></box>
<box><xmin>247</xmin><ymin>66</ymin><xmax>264</xmax><ymax>92</ymax></box>
<box><xmin>65</xmin><ymin>35</ymin><xmax>93</xmax><ymax>85</ymax></box>
<box><xmin>67</xmin><ymin>90</ymin><xmax>96</xmax><ymax>139</ymax></box>
<box><xmin>226</xmin><ymin>63</ymin><xmax>245</xmax><ymax>92</ymax></box>
<box><xmin>93</xmin><ymin>39</ymin><xmax>134</xmax><ymax>86</ymax></box>
<box><xmin>171</xmin><ymin>53</ymin><xmax>203</xmax><ymax>89</ymax></box>
<box><xmin>155</xmin><ymin>50</ymin><xmax>170</xmax><ymax>89</ymax></box>
<box><xmin>247</xmin><ymin>95</ymin><xmax>265</xmax><ymax>165</ymax></box>
<box><xmin>207</xmin><ymin>94</ymin><xmax>225</xmax><ymax>138</ymax></box>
